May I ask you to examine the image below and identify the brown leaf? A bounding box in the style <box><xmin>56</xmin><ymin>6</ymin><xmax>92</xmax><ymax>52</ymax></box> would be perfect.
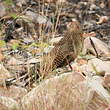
<box><xmin>97</xmin><ymin>16</ymin><xmax>109</xmax><ymax>24</ymax></box>
<box><xmin>83</xmin><ymin>32</ymin><xmax>96</xmax><ymax>38</ymax></box>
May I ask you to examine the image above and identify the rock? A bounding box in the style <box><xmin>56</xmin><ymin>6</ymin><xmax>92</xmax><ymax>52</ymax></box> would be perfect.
<box><xmin>103</xmin><ymin>73</ymin><xmax>110</xmax><ymax>88</ymax></box>
<box><xmin>7</xmin><ymin>57</ymin><xmax>26</xmax><ymax>75</ymax></box>
<box><xmin>0</xmin><ymin>96</ymin><xmax>20</xmax><ymax>110</ymax></box>
<box><xmin>88</xmin><ymin>58</ymin><xmax>110</xmax><ymax>75</ymax></box>
<box><xmin>0</xmin><ymin>49</ymin><xmax>4</xmax><ymax>62</ymax></box>
<box><xmin>20</xmin><ymin>11</ymin><xmax>52</xmax><ymax>35</ymax></box>
<box><xmin>0</xmin><ymin>103</ymin><xmax>9</xmax><ymax>110</ymax></box>
<box><xmin>90</xmin><ymin>4</ymin><xmax>100</xmax><ymax>11</ymax></box>
<box><xmin>21</xmin><ymin>72</ymin><xmax>84</xmax><ymax>110</ymax></box>
<box><xmin>43</xmin><ymin>46</ymin><xmax>54</xmax><ymax>54</ymax></box>
<box><xmin>0</xmin><ymin>64</ymin><xmax>11</xmax><ymax>85</ymax></box>
<box><xmin>24</xmin><ymin>11</ymin><xmax>38</xmax><ymax>23</ymax></box>
<box><xmin>25</xmin><ymin>11</ymin><xmax>52</xmax><ymax>26</ymax></box>
<box><xmin>80</xmin><ymin>64</ymin><xmax>93</xmax><ymax>76</ymax></box>
<box><xmin>0</xmin><ymin>85</ymin><xmax>27</xmax><ymax>102</ymax></box>
<box><xmin>16</xmin><ymin>0</ymin><xmax>27</xmax><ymax>7</ymax></box>
<box><xmin>70</xmin><ymin>62</ymin><xmax>81</xmax><ymax>72</ymax></box>
<box><xmin>83</xmin><ymin>37</ymin><xmax>110</xmax><ymax>58</ymax></box>
<box><xmin>26</xmin><ymin>58</ymin><xmax>40</xmax><ymax>64</ymax></box>
<box><xmin>85</xmin><ymin>76</ymin><xmax>110</xmax><ymax>102</ymax></box>
<box><xmin>7</xmin><ymin>57</ymin><xmax>23</xmax><ymax>65</ymax></box>
<box><xmin>49</xmin><ymin>37</ymin><xmax>63</xmax><ymax>44</ymax></box>
<box><xmin>23</xmin><ymin>38</ymin><xmax>34</xmax><ymax>45</ymax></box>
<box><xmin>21</xmin><ymin>72</ymin><xmax>109</xmax><ymax>110</ymax></box>
<box><xmin>44</xmin><ymin>0</ymin><xmax>66</xmax><ymax>3</ymax></box>
<box><xmin>57</xmin><ymin>0</ymin><xmax>66</xmax><ymax>4</ymax></box>
<box><xmin>97</xmin><ymin>16</ymin><xmax>109</xmax><ymax>24</ymax></box>
<box><xmin>0</xmin><ymin>3</ymin><xmax>6</xmax><ymax>18</ymax></box>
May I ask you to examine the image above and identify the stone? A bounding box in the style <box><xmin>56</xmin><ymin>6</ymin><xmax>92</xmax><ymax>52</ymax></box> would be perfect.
<box><xmin>83</xmin><ymin>37</ymin><xmax>110</xmax><ymax>57</ymax></box>
<box><xmin>0</xmin><ymin>64</ymin><xmax>11</xmax><ymax>85</ymax></box>
<box><xmin>0</xmin><ymin>85</ymin><xmax>27</xmax><ymax>102</ymax></box>
<box><xmin>88</xmin><ymin>58</ymin><xmax>110</xmax><ymax>75</ymax></box>
<box><xmin>104</xmin><ymin>73</ymin><xmax>110</xmax><ymax>88</ymax></box>
<box><xmin>16</xmin><ymin>0</ymin><xmax>27</xmax><ymax>7</ymax></box>
<box><xmin>0</xmin><ymin>96</ymin><xmax>20</xmax><ymax>110</ymax></box>
<box><xmin>49</xmin><ymin>37</ymin><xmax>63</xmax><ymax>44</ymax></box>
<box><xmin>21</xmin><ymin>72</ymin><xmax>109</xmax><ymax>110</ymax></box>
<box><xmin>0</xmin><ymin>3</ymin><xmax>6</xmax><ymax>18</ymax></box>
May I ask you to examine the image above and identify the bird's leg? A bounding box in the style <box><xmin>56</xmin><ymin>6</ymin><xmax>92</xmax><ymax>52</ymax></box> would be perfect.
<box><xmin>67</xmin><ymin>52</ymin><xmax>78</xmax><ymax>71</ymax></box>
<box><xmin>65</xmin><ymin>57</ymin><xmax>73</xmax><ymax>71</ymax></box>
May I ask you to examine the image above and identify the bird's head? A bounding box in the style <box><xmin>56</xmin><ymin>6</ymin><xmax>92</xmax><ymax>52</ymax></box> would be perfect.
<box><xmin>67</xmin><ymin>19</ymin><xmax>82</xmax><ymax>33</ymax></box>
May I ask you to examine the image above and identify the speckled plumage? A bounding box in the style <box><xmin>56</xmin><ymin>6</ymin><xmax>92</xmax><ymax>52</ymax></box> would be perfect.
<box><xmin>41</xmin><ymin>20</ymin><xmax>84</xmax><ymax>74</ymax></box>
<box><xmin>51</xmin><ymin>21</ymin><xmax>84</xmax><ymax>68</ymax></box>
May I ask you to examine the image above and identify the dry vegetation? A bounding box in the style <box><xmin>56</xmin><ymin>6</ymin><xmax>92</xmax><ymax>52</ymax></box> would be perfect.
<box><xmin>0</xmin><ymin>0</ymin><xmax>110</xmax><ymax>110</ymax></box>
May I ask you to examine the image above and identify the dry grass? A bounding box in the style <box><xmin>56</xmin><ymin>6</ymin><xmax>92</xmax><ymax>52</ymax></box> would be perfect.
<box><xmin>38</xmin><ymin>1</ymin><xmax>64</xmax><ymax>78</ymax></box>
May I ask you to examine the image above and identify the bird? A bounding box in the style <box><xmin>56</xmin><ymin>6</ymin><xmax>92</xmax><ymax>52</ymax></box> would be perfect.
<box><xmin>41</xmin><ymin>20</ymin><xmax>84</xmax><ymax>76</ymax></box>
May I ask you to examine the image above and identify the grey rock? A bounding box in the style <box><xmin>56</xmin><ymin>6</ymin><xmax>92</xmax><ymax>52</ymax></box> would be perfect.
<box><xmin>88</xmin><ymin>58</ymin><xmax>110</xmax><ymax>75</ymax></box>
<box><xmin>0</xmin><ymin>3</ymin><xmax>6</xmax><ymax>18</ymax></box>
<box><xmin>0</xmin><ymin>96</ymin><xmax>20</xmax><ymax>110</ymax></box>
<box><xmin>21</xmin><ymin>72</ymin><xmax>109</xmax><ymax>110</ymax></box>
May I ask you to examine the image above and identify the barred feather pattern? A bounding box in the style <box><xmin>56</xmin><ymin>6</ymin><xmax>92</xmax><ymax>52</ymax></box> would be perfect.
<box><xmin>41</xmin><ymin>21</ymin><xmax>84</xmax><ymax>75</ymax></box>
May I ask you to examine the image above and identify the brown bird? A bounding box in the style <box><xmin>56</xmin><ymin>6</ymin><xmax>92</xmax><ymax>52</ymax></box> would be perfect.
<box><xmin>41</xmin><ymin>20</ymin><xmax>84</xmax><ymax>75</ymax></box>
